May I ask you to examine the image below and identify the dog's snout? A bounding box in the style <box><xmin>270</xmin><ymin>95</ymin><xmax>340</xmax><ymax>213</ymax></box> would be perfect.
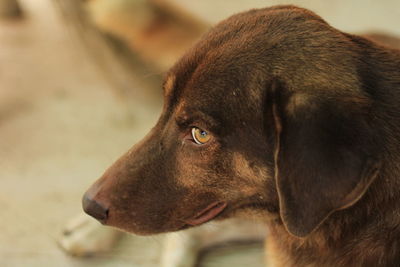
<box><xmin>82</xmin><ymin>194</ymin><xmax>109</xmax><ymax>223</ymax></box>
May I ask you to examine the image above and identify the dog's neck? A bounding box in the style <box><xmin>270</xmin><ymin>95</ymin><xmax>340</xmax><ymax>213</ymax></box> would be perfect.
<box><xmin>267</xmin><ymin>170</ymin><xmax>400</xmax><ymax>266</ymax></box>
<box><xmin>266</xmin><ymin>39</ymin><xmax>400</xmax><ymax>267</ymax></box>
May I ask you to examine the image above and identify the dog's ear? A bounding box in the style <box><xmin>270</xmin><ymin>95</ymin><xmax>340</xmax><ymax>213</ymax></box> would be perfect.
<box><xmin>268</xmin><ymin>79</ymin><xmax>380</xmax><ymax>237</ymax></box>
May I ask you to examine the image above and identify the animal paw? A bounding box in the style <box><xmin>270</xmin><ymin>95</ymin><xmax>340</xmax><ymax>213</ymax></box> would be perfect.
<box><xmin>58</xmin><ymin>214</ymin><xmax>123</xmax><ymax>257</ymax></box>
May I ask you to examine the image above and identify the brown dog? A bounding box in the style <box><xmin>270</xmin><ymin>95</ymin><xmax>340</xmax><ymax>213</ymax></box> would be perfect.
<box><xmin>83</xmin><ymin>5</ymin><xmax>400</xmax><ymax>266</ymax></box>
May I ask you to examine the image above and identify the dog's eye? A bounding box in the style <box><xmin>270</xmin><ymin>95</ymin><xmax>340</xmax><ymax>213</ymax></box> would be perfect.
<box><xmin>191</xmin><ymin>127</ymin><xmax>211</xmax><ymax>145</ymax></box>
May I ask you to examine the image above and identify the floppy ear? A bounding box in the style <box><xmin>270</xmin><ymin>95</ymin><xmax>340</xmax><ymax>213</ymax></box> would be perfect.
<box><xmin>269</xmin><ymin>79</ymin><xmax>381</xmax><ymax>237</ymax></box>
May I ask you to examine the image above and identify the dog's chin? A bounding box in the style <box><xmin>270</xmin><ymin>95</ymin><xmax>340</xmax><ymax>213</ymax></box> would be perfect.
<box><xmin>104</xmin><ymin>201</ymin><xmax>277</xmax><ymax>235</ymax></box>
<box><xmin>102</xmin><ymin>211</ymin><xmax>185</xmax><ymax>236</ymax></box>
<box><xmin>105</xmin><ymin>220</ymin><xmax>188</xmax><ymax>236</ymax></box>
<box><xmin>106</xmin><ymin>202</ymin><xmax>229</xmax><ymax>235</ymax></box>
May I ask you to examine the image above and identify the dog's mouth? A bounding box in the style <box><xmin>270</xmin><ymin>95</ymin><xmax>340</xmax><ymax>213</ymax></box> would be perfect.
<box><xmin>184</xmin><ymin>201</ymin><xmax>227</xmax><ymax>226</ymax></box>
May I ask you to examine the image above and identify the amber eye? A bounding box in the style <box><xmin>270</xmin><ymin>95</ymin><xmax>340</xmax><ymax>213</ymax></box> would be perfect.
<box><xmin>191</xmin><ymin>127</ymin><xmax>211</xmax><ymax>145</ymax></box>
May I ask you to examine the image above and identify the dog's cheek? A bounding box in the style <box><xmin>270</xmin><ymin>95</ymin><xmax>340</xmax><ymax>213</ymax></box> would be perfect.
<box><xmin>231</xmin><ymin>152</ymin><xmax>270</xmax><ymax>195</ymax></box>
<box><xmin>174</xmin><ymin>148</ymin><xmax>267</xmax><ymax>198</ymax></box>
<box><xmin>174</xmin><ymin>142</ymin><xmax>221</xmax><ymax>187</ymax></box>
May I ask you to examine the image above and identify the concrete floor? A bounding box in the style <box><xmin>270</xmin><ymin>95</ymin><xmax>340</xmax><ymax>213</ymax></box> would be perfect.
<box><xmin>0</xmin><ymin>0</ymin><xmax>399</xmax><ymax>267</ymax></box>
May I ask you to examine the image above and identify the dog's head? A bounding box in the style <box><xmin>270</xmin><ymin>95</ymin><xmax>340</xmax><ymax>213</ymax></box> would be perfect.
<box><xmin>83</xmin><ymin>6</ymin><xmax>381</xmax><ymax>237</ymax></box>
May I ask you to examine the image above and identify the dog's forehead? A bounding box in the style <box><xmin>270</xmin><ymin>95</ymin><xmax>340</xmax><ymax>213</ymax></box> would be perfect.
<box><xmin>162</xmin><ymin>5</ymin><xmax>361</xmax><ymax>126</ymax></box>
<box><xmin>163</xmin><ymin>49</ymin><xmax>272</xmax><ymax>127</ymax></box>
<box><xmin>166</xmin><ymin>6</ymin><xmax>360</xmax><ymax>101</ymax></box>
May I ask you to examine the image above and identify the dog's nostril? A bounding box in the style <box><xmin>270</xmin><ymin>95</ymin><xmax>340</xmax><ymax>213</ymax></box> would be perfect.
<box><xmin>82</xmin><ymin>194</ymin><xmax>109</xmax><ymax>223</ymax></box>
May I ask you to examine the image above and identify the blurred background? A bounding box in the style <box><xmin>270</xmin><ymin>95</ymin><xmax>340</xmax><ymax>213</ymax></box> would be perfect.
<box><xmin>0</xmin><ymin>0</ymin><xmax>399</xmax><ymax>266</ymax></box>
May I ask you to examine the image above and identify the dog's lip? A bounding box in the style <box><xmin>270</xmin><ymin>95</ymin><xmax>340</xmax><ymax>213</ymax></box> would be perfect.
<box><xmin>184</xmin><ymin>201</ymin><xmax>227</xmax><ymax>226</ymax></box>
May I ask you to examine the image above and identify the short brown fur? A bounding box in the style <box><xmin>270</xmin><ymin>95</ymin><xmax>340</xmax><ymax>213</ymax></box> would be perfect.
<box><xmin>84</xmin><ymin>6</ymin><xmax>400</xmax><ymax>266</ymax></box>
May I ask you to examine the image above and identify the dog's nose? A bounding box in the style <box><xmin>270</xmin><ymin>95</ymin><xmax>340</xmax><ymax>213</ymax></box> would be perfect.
<box><xmin>82</xmin><ymin>194</ymin><xmax>109</xmax><ymax>223</ymax></box>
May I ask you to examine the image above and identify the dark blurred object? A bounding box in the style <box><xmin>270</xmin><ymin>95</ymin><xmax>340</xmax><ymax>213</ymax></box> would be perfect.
<box><xmin>52</xmin><ymin>0</ymin><xmax>210</xmax><ymax>107</ymax></box>
<box><xmin>0</xmin><ymin>0</ymin><xmax>22</xmax><ymax>18</ymax></box>
<box><xmin>56</xmin><ymin>0</ymin><xmax>208</xmax><ymax>71</ymax></box>
<box><xmin>83</xmin><ymin>0</ymin><xmax>209</xmax><ymax>70</ymax></box>
<box><xmin>53</xmin><ymin>0</ymin><xmax>163</xmax><ymax>108</ymax></box>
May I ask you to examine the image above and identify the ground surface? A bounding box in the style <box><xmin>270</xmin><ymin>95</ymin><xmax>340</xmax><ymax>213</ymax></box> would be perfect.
<box><xmin>0</xmin><ymin>1</ymin><xmax>399</xmax><ymax>267</ymax></box>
